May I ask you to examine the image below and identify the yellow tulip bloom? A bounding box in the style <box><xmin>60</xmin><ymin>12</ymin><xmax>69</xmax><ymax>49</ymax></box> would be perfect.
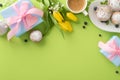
<box><xmin>53</xmin><ymin>11</ymin><xmax>64</xmax><ymax>22</ymax></box>
<box><xmin>66</xmin><ymin>12</ymin><xmax>78</xmax><ymax>22</ymax></box>
<box><xmin>59</xmin><ymin>21</ymin><xmax>72</xmax><ymax>32</ymax></box>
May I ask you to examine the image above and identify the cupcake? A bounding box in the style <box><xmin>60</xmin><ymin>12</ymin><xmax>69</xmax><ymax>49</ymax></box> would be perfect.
<box><xmin>108</xmin><ymin>0</ymin><xmax>120</xmax><ymax>11</ymax></box>
<box><xmin>95</xmin><ymin>5</ymin><xmax>112</xmax><ymax>21</ymax></box>
<box><xmin>111</xmin><ymin>12</ymin><xmax>120</xmax><ymax>24</ymax></box>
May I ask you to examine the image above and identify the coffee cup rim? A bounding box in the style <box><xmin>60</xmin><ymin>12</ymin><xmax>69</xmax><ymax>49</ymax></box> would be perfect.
<box><xmin>66</xmin><ymin>0</ymin><xmax>87</xmax><ymax>14</ymax></box>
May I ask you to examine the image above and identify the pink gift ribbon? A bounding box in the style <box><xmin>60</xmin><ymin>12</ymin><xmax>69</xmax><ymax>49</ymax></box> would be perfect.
<box><xmin>7</xmin><ymin>1</ymin><xmax>44</xmax><ymax>40</ymax></box>
<box><xmin>98</xmin><ymin>40</ymin><xmax>120</xmax><ymax>60</ymax></box>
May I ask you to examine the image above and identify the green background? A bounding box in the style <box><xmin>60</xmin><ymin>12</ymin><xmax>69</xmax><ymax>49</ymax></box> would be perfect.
<box><xmin>0</xmin><ymin>0</ymin><xmax>120</xmax><ymax>80</ymax></box>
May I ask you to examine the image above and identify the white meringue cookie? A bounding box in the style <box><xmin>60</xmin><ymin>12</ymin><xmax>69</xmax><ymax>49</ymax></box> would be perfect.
<box><xmin>30</xmin><ymin>30</ymin><xmax>42</xmax><ymax>42</ymax></box>
<box><xmin>0</xmin><ymin>21</ymin><xmax>8</xmax><ymax>35</ymax></box>
<box><xmin>108</xmin><ymin>0</ymin><xmax>120</xmax><ymax>11</ymax></box>
<box><xmin>95</xmin><ymin>5</ymin><xmax>112</xmax><ymax>21</ymax></box>
<box><xmin>111</xmin><ymin>12</ymin><xmax>120</xmax><ymax>24</ymax></box>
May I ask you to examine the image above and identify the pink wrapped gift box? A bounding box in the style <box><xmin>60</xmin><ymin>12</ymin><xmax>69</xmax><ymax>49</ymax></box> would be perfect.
<box><xmin>0</xmin><ymin>0</ymin><xmax>44</xmax><ymax>40</ymax></box>
<box><xmin>98</xmin><ymin>36</ymin><xmax>120</xmax><ymax>67</ymax></box>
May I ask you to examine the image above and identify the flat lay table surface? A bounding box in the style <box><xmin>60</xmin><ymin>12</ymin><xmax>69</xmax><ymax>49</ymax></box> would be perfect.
<box><xmin>0</xmin><ymin>0</ymin><xmax>120</xmax><ymax>80</ymax></box>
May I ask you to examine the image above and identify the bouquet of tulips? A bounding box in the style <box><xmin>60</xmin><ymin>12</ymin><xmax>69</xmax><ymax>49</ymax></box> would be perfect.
<box><xmin>37</xmin><ymin>0</ymin><xmax>78</xmax><ymax>37</ymax></box>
